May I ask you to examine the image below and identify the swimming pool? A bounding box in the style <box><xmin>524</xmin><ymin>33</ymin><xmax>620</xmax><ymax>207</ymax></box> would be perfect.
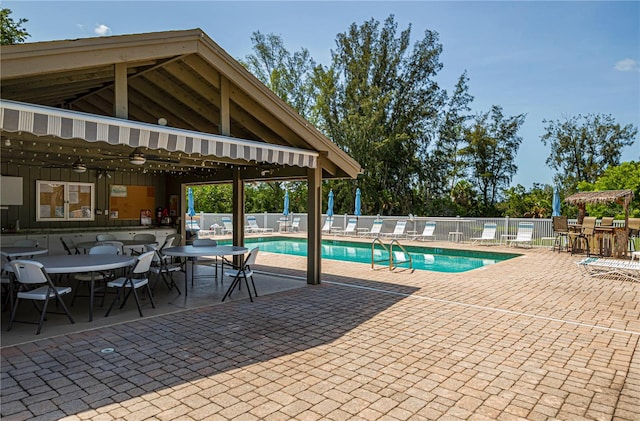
<box><xmin>220</xmin><ymin>237</ymin><xmax>520</xmax><ymax>273</ymax></box>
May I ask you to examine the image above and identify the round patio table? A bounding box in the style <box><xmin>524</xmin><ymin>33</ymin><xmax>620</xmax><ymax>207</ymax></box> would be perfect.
<box><xmin>1</xmin><ymin>247</ymin><xmax>49</xmax><ymax>260</ymax></box>
<box><xmin>162</xmin><ymin>245</ymin><xmax>248</xmax><ymax>297</ymax></box>
<box><xmin>27</xmin><ymin>254</ymin><xmax>136</xmax><ymax>322</ymax></box>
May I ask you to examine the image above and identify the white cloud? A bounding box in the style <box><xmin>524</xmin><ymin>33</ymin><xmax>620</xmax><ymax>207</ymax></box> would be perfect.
<box><xmin>94</xmin><ymin>24</ymin><xmax>112</xmax><ymax>37</ymax></box>
<box><xmin>614</xmin><ymin>58</ymin><xmax>638</xmax><ymax>72</ymax></box>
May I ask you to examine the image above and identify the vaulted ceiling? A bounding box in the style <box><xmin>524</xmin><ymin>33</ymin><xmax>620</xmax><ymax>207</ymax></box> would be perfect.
<box><xmin>1</xmin><ymin>29</ymin><xmax>361</xmax><ymax>182</ymax></box>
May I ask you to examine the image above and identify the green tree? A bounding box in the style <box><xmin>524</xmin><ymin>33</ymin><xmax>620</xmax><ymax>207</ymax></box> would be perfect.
<box><xmin>577</xmin><ymin>161</ymin><xmax>640</xmax><ymax>218</ymax></box>
<box><xmin>1</xmin><ymin>8</ymin><xmax>29</xmax><ymax>45</ymax></box>
<box><xmin>541</xmin><ymin>113</ymin><xmax>637</xmax><ymax>192</ymax></box>
<box><xmin>313</xmin><ymin>15</ymin><xmax>447</xmax><ymax>215</ymax></box>
<box><xmin>242</xmin><ymin>31</ymin><xmax>318</xmax><ymax>121</ymax></box>
<box><xmin>497</xmin><ymin>183</ymin><xmax>554</xmax><ymax>218</ymax></box>
<box><xmin>460</xmin><ymin>105</ymin><xmax>525</xmax><ymax>214</ymax></box>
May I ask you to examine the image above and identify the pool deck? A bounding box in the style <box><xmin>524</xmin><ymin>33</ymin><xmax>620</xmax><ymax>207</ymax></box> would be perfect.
<box><xmin>1</xmin><ymin>235</ymin><xmax>639</xmax><ymax>420</ymax></box>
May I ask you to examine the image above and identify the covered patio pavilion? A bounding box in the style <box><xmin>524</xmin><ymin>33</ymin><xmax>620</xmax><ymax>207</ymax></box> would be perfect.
<box><xmin>0</xmin><ymin>29</ymin><xmax>361</xmax><ymax>284</ymax></box>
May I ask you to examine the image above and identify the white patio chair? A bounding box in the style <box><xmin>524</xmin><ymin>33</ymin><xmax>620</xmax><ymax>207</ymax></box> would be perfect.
<box><xmin>221</xmin><ymin>217</ymin><xmax>234</xmax><ymax>235</ymax></box>
<box><xmin>291</xmin><ymin>217</ymin><xmax>301</xmax><ymax>232</ymax></box>
<box><xmin>246</xmin><ymin>216</ymin><xmax>273</xmax><ymax>234</ymax></box>
<box><xmin>147</xmin><ymin>233</ymin><xmax>182</xmax><ymax>294</ymax></box>
<box><xmin>334</xmin><ymin>218</ymin><xmax>358</xmax><ymax>236</ymax></box>
<box><xmin>7</xmin><ymin>260</ymin><xmax>75</xmax><ymax>334</ymax></box>
<box><xmin>222</xmin><ymin>247</ymin><xmax>259</xmax><ymax>302</ymax></box>
<box><xmin>105</xmin><ymin>250</ymin><xmax>156</xmax><ymax>317</ymax></box>
<box><xmin>381</xmin><ymin>220</ymin><xmax>408</xmax><ymax>239</ymax></box>
<box><xmin>96</xmin><ymin>234</ymin><xmax>117</xmax><ymax>241</ymax></box>
<box><xmin>321</xmin><ymin>216</ymin><xmax>335</xmax><ymax>234</ymax></box>
<box><xmin>360</xmin><ymin>219</ymin><xmax>384</xmax><ymax>238</ymax></box>
<box><xmin>414</xmin><ymin>222</ymin><xmax>437</xmax><ymax>241</ymax></box>
<box><xmin>507</xmin><ymin>222</ymin><xmax>534</xmax><ymax>248</ymax></box>
<box><xmin>72</xmin><ymin>243</ymin><xmax>121</xmax><ymax>308</ymax></box>
<box><xmin>470</xmin><ymin>223</ymin><xmax>497</xmax><ymax>245</ymax></box>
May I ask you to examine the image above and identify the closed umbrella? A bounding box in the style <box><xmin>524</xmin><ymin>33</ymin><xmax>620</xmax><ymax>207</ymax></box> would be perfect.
<box><xmin>187</xmin><ymin>187</ymin><xmax>196</xmax><ymax>236</ymax></box>
<box><xmin>354</xmin><ymin>188</ymin><xmax>362</xmax><ymax>217</ymax></box>
<box><xmin>283</xmin><ymin>191</ymin><xmax>290</xmax><ymax>217</ymax></box>
<box><xmin>187</xmin><ymin>187</ymin><xmax>196</xmax><ymax>217</ymax></box>
<box><xmin>552</xmin><ymin>187</ymin><xmax>561</xmax><ymax>217</ymax></box>
<box><xmin>327</xmin><ymin>190</ymin><xmax>334</xmax><ymax>217</ymax></box>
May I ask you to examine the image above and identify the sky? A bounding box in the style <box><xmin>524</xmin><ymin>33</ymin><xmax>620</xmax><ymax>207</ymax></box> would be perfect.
<box><xmin>5</xmin><ymin>0</ymin><xmax>640</xmax><ymax>189</ymax></box>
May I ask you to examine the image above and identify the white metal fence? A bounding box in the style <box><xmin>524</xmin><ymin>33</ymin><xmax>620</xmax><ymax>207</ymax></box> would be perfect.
<box><xmin>190</xmin><ymin>212</ymin><xmax>633</xmax><ymax>248</ymax></box>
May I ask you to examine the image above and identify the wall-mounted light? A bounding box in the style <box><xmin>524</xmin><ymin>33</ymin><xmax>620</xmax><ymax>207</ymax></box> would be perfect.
<box><xmin>129</xmin><ymin>148</ymin><xmax>146</xmax><ymax>165</ymax></box>
<box><xmin>4</xmin><ymin>139</ymin><xmax>11</xmax><ymax>147</ymax></box>
<box><xmin>97</xmin><ymin>170</ymin><xmax>112</xmax><ymax>179</ymax></box>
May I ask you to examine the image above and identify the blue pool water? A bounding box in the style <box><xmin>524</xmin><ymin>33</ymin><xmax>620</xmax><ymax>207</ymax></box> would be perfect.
<box><xmin>220</xmin><ymin>237</ymin><xmax>519</xmax><ymax>273</ymax></box>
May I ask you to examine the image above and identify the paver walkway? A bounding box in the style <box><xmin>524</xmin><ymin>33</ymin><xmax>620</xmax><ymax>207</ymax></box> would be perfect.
<box><xmin>1</xmin><ymin>244</ymin><xmax>639</xmax><ymax>420</ymax></box>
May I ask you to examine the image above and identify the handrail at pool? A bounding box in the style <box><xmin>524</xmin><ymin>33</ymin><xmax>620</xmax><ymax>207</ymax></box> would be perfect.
<box><xmin>371</xmin><ymin>238</ymin><xmax>391</xmax><ymax>270</ymax></box>
<box><xmin>390</xmin><ymin>239</ymin><xmax>413</xmax><ymax>272</ymax></box>
<box><xmin>371</xmin><ymin>238</ymin><xmax>413</xmax><ymax>272</ymax></box>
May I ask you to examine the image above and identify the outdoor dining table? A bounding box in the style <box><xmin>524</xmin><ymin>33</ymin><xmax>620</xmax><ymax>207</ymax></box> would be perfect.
<box><xmin>1</xmin><ymin>247</ymin><xmax>49</xmax><ymax>261</ymax></box>
<box><xmin>4</xmin><ymin>254</ymin><xmax>136</xmax><ymax>322</ymax></box>
<box><xmin>162</xmin><ymin>245</ymin><xmax>248</xmax><ymax>298</ymax></box>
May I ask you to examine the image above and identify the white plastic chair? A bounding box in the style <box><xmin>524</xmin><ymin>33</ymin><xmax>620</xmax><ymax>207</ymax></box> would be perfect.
<box><xmin>414</xmin><ymin>222</ymin><xmax>437</xmax><ymax>241</ymax></box>
<box><xmin>7</xmin><ymin>260</ymin><xmax>75</xmax><ymax>334</ymax></box>
<box><xmin>334</xmin><ymin>218</ymin><xmax>358</xmax><ymax>236</ymax></box>
<box><xmin>222</xmin><ymin>247</ymin><xmax>259</xmax><ymax>302</ymax></box>
<box><xmin>508</xmin><ymin>222</ymin><xmax>535</xmax><ymax>248</ymax></box>
<box><xmin>105</xmin><ymin>250</ymin><xmax>156</xmax><ymax>317</ymax></box>
<box><xmin>191</xmin><ymin>238</ymin><xmax>222</xmax><ymax>284</ymax></box>
<box><xmin>96</xmin><ymin>234</ymin><xmax>117</xmax><ymax>241</ymax></box>
<box><xmin>221</xmin><ymin>217</ymin><xmax>234</xmax><ymax>235</ymax></box>
<box><xmin>147</xmin><ymin>234</ymin><xmax>182</xmax><ymax>294</ymax></box>
<box><xmin>470</xmin><ymin>223</ymin><xmax>497</xmax><ymax>245</ymax></box>
<box><xmin>381</xmin><ymin>220</ymin><xmax>408</xmax><ymax>239</ymax></box>
<box><xmin>72</xmin><ymin>243</ymin><xmax>121</xmax><ymax>307</ymax></box>
<box><xmin>361</xmin><ymin>220</ymin><xmax>384</xmax><ymax>238</ymax></box>
<box><xmin>321</xmin><ymin>217</ymin><xmax>335</xmax><ymax>233</ymax></box>
<box><xmin>246</xmin><ymin>216</ymin><xmax>273</xmax><ymax>234</ymax></box>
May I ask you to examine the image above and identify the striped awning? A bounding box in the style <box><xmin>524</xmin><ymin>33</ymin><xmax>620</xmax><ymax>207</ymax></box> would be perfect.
<box><xmin>0</xmin><ymin>100</ymin><xmax>318</xmax><ymax>169</ymax></box>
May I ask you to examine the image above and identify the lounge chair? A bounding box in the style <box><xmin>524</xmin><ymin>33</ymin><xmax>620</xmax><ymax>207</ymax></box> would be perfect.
<box><xmin>577</xmin><ymin>257</ymin><xmax>640</xmax><ymax>282</ymax></box>
<box><xmin>246</xmin><ymin>216</ymin><xmax>273</xmax><ymax>234</ymax></box>
<box><xmin>360</xmin><ymin>219</ymin><xmax>383</xmax><ymax>238</ymax></box>
<box><xmin>291</xmin><ymin>217</ymin><xmax>301</xmax><ymax>232</ymax></box>
<box><xmin>321</xmin><ymin>216</ymin><xmax>335</xmax><ymax>234</ymax></box>
<box><xmin>507</xmin><ymin>222</ymin><xmax>534</xmax><ymax>248</ymax></box>
<box><xmin>221</xmin><ymin>217</ymin><xmax>233</xmax><ymax>235</ymax></box>
<box><xmin>414</xmin><ymin>222</ymin><xmax>437</xmax><ymax>241</ymax></box>
<box><xmin>333</xmin><ymin>218</ymin><xmax>358</xmax><ymax>236</ymax></box>
<box><xmin>470</xmin><ymin>223</ymin><xmax>497</xmax><ymax>245</ymax></box>
<box><xmin>381</xmin><ymin>220</ymin><xmax>408</xmax><ymax>239</ymax></box>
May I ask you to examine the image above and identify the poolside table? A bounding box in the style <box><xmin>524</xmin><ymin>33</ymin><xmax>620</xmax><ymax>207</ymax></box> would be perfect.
<box><xmin>1</xmin><ymin>246</ymin><xmax>49</xmax><ymax>260</ymax></box>
<box><xmin>4</xmin><ymin>254</ymin><xmax>136</xmax><ymax>322</ymax></box>
<box><xmin>162</xmin><ymin>245</ymin><xmax>248</xmax><ymax>298</ymax></box>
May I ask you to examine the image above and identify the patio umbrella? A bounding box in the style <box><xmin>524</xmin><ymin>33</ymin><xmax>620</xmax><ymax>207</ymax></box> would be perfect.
<box><xmin>354</xmin><ymin>188</ymin><xmax>362</xmax><ymax>217</ymax></box>
<box><xmin>187</xmin><ymin>187</ymin><xmax>196</xmax><ymax>227</ymax></box>
<box><xmin>327</xmin><ymin>190</ymin><xmax>334</xmax><ymax>217</ymax></box>
<box><xmin>552</xmin><ymin>187</ymin><xmax>561</xmax><ymax>217</ymax></box>
<box><xmin>283</xmin><ymin>191</ymin><xmax>290</xmax><ymax>217</ymax></box>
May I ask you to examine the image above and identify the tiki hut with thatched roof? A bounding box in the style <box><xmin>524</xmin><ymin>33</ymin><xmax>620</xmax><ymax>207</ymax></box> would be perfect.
<box><xmin>565</xmin><ymin>189</ymin><xmax>634</xmax><ymax>257</ymax></box>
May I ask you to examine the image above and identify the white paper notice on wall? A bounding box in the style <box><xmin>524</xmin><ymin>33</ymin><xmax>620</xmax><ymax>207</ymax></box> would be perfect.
<box><xmin>0</xmin><ymin>176</ymin><xmax>24</xmax><ymax>206</ymax></box>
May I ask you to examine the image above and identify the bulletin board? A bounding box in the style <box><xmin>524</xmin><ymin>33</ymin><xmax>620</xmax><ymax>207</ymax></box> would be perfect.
<box><xmin>109</xmin><ymin>185</ymin><xmax>156</xmax><ymax>220</ymax></box>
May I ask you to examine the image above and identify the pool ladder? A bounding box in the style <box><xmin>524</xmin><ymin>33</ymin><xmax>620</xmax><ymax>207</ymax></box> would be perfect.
<box><xmin>371</xmin><ymin>238</ymin><xmax>413</xmax><ymax>272</ymax></box>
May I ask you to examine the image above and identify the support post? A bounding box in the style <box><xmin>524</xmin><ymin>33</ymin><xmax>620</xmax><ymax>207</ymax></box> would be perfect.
<box><xmin>307</xmin><ymin>166</ymin><xmax>322</xmax><ymax>285</ymax></box>
<box><xmin>232</xmin><ymin>167</ymin><xmax>245</xmax><ymax>266</ymax></box>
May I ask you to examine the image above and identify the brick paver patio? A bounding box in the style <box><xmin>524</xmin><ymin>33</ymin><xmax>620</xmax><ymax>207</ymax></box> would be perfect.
<box><xmin>1</xmin><ymin>242</ymin><xmax>639</xmax><ymax>420</ymax></box>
